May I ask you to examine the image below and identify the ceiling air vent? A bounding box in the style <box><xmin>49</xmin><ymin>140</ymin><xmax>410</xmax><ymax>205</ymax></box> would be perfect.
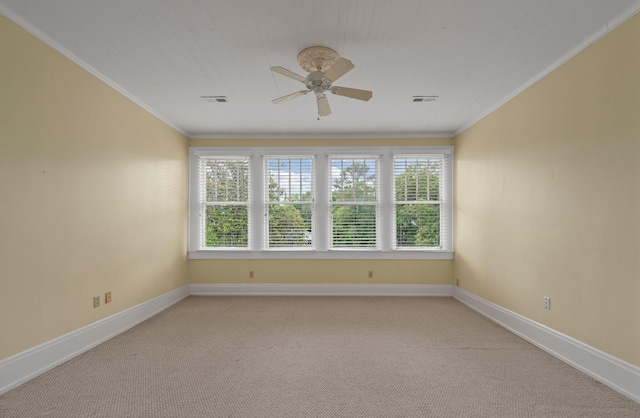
<box><xmin>411</xmin><ymin>96</ymin><xmax>438</xmax><ymax>103</ymax></box>
<box><xmin>201</xmin><ymin>96</ymin><xmax>229</xmax><ymax>103</ymax></box>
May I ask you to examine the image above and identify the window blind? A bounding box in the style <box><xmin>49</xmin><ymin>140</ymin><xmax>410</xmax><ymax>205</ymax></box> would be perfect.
<box><xmin>200</xmin><ymin>156</ymin><xmax>249</xmax><ymax>248</ymax></box>
<box><xmin>329</xmin><ymin>157</ymin><xmax>379</xmax><ymax>248</ymax></box>
<box><xmin>265</xmin><ymin>157</ymin><xmax>314</xmax><ymax>248</ymax></box>
<box><xmin>393</xmin><ymin>154</ymin><xmax>448</xmax><ymax>249</ymax></box>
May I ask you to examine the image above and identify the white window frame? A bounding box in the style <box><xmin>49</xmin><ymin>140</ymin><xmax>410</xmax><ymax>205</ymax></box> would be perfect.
<box><xmin>192</xmin><ymin>151</ymin><xmax>253</xmax><ymax>251</ymax></box>
<box><xmin>189</xmin><ymin>146</ymin><xmax>453</xmax><ymax>260</ymax></box>
<box><xmin>264</xmin><ymin>155</ymin><xmax>316</xmax><ymax>250</ymax></box>
<box><xmin>329</xmin><ymin>155</ymin><xmax>380</xmax><ymax>250</ymax></box>
<box><xmin>392</xmin><ymin>154</ymin><xmax>450</xmax><ymax>250</ymax></box>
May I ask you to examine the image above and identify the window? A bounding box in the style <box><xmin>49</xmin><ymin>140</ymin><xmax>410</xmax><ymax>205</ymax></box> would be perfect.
<box><xmin>393</xmin><ymin>155</ymin><xmax>449</xmax><ymax>249</ymax></box>
<box><xmin>198</xmin><ymin>156</ymin><xmax>249</xmax><ymax>248</ymax></box>
<box><xmin>265</xmin><ymin>156</ymin><xmax>314</xmax><ymax>248</ymax></box>
<box><xmin>330</xmin><ymin>157</ymin><xmax>378</xmax><ymax>248</ymax></box>
<box><xmin>189</xmin><ymin>146</ymin><xmax>453</xmax><ymax>259</ymax></box>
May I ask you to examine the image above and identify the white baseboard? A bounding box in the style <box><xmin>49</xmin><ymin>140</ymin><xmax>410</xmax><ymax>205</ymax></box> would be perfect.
<box><xmin>452</xmin><ymin>287</ymin><xmax>640</xmax><ymax>404</ymax></box>
<box><xmin>189</xmin><ymin>283</ymin><xmax>453</xmax><ymax>297</ymax></box>
<box><xmin>6</xmin><ymin>284</ymin><xmax>637</xmax><ymax>404</ymax></box>
<box><xmin>0</xmin><ymin>286</ymin><xmax>189</xmax><ymax>395</ymax></box>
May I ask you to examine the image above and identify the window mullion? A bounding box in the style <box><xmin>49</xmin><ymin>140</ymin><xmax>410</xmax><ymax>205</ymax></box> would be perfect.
<box><xmin>441</xmin><ymin>154</ymin><xmax>453</xmax><ymax>251</ymax></box>
<box><xmin>379</xmin><ymin>152</ymin><xmax>393</xmax><ymax>251</ymax></box>
<box><xmin>192</xmin><ymin>156</ymin><xmax>206</xmax><ymax>250</ymax></box>
<box><xmin>250</xmin><ymin>154</ymin><xmax>264</xmax><ymax>251</ymax></box>
<box><xmin>315</xmin><ymin>153</ymin><xmax>329</xmax><ymax>251</ymax></box>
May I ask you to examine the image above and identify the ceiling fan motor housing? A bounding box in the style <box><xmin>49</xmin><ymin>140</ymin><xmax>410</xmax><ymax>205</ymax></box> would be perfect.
<box><xmin>306</xmin><ymin>71</ymin><xmax>332</xmax><ymax>96</ymax></box>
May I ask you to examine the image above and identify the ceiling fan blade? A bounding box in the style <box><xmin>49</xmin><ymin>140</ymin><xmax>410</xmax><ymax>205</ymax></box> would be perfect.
<box><xmin>270</xmin><ymin>66</ymin><xmax>307</xmax><ymax>83</ymax></box>
<box><xmin>317</xmin><ymin>94</ymin><xmax>331</xmax><ymax>117</ymax></box>
<box><xmin>330</xmin><ymin>86</ymin><xmax>373</xmax><ymax>101</ymax></box>
<box><xmin>272</xmin><ymin>90</ymin><xmax>309</xmax><ymax>104</ymax></box>
<box><xmin>323</xmin><ymin>58</ymin><xmax>354</xmax><ymax>82</ymax></box>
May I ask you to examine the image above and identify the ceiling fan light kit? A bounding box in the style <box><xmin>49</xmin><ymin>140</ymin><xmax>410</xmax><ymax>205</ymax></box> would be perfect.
<box><xmin>271</xmin><ymin>46</ymin><xmax>373</xmax><ymax>118</ymax></box>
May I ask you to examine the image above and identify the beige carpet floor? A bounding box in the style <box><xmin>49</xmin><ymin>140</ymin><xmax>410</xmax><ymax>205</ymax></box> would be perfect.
<box><xmin>1</xmin><ymin>296</ymin><xmax>639</xmax><ymax>417</ymax></box>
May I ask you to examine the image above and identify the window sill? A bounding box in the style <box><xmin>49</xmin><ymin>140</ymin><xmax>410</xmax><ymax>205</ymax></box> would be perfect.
<box><xmin>188</xmin><ymin>250</ymin><xmax>454</xmax><ymax>260</ymax></box>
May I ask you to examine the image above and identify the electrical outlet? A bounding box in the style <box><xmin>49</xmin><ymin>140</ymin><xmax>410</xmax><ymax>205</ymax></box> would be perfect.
<box><xmin>93</xmin><ymin>297</ymin><xmax>100</xmax><ymax>308</ymax></box>
<box><xmin>456</xmin><ymin>279</ymin><xmax>460</xmax><ymax>286</ymax></box>
<box><xmin>249</xmin><ymin>271</ymin><xmax>254</xmax><ymax>278</ymax></box>
<box><xmin>543</xmin><ymin>296</ymin><xmax>551</xmax><ymax>310</ymax></box>
<box><xmin>105</xmin><ymin>292</ymin><xmax>112</xmax><ymax>304</ymax></box>
<box><xmin>368</xmin><ymin>271</ymin><xmax>373</xmax><ymax>278</ymax></box>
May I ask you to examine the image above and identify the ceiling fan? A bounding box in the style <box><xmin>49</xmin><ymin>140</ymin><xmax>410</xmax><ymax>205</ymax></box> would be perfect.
<box><xmin>270</xmin><ymin>46</ymin><xmax>373</xmax><ymax>118</ymax></box>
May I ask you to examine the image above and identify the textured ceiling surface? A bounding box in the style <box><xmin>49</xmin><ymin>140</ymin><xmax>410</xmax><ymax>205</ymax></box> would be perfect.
<box><xmin>1</xmin><ymin>0</ymin><xmax>639</xmax><ymax>138</ymax></box>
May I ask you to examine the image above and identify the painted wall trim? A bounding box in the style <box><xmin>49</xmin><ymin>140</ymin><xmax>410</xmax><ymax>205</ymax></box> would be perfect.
<box><xmin>5</xmin><ymin>284</ymin><xmax>637</xmax><ymax>404</ymax></box>
<box><xmin>452</xmin><ymin>287</ymin><xmax>640</xmax><ymax>403</ymax></box>
<box><xmin>189</xmin><ymin>131</ymin><xmax>455</xmax><ymax>140</ymax></box>
<box><xmin>189</xmin><ymin>283</ymin><xmax>453</xmax><ymax>297</ymax></box>
<box><xmin>0</xmin><ymin>286</ymin><xmax>189</xmax><ymax>395</ymax></box>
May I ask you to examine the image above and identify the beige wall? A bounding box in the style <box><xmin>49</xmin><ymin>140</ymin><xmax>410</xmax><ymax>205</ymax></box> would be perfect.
<box><xmin>454</xmin><ymin>14</ymin><xmax>640</xmax><ymax>366</ymax></box>
<box><xmin>189</xmin><ymin>259</ymin><xmax>452</xmax><ymax>285</ymax></box>
<box><xmin>189</xmin><ymin>138</ymin><xmax>454</xmax><ymax>285</ymax></box>
<box><xmin>0</xmin><ymin>15</ymin><xmax>189</xmax><ymax>359</ymax></box>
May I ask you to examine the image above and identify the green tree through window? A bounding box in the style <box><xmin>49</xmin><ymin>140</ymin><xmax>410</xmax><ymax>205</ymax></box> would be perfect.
<box><xmin>266</xmin><ymin>158</ymin><xmax>313</xmax><ymax>247</ymax></box>
<box><xmin>331</xmin><ymin>158</ymin><xmax>378</xmax><ymax>248</ymax></box>
<box><xmin>204</xmin><ymin>158</ymin><xmax>249</xmax><ymax>247</ymax></box>
<box><xmin>394</xmin><ymin>157</ymin><xmax>443</xmax><ymax>248</ymax></box>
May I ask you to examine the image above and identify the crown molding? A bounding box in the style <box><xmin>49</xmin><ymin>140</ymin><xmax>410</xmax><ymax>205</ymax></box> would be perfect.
<box><xmin>454</xmin><ymin>1</ymin><xmax>640</xmax><ymax>137</ymax></box>
<box><xmin>0</xmin><ymin>4</ymin><xmax>189</xmax><ymax>138</ymax></box>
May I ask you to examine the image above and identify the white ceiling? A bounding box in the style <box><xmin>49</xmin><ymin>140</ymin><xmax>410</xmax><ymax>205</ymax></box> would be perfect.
<box><xmin>1</xmin><ymin>0</ymin><xmax>639</xmax><ymax>139</ymax></box>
